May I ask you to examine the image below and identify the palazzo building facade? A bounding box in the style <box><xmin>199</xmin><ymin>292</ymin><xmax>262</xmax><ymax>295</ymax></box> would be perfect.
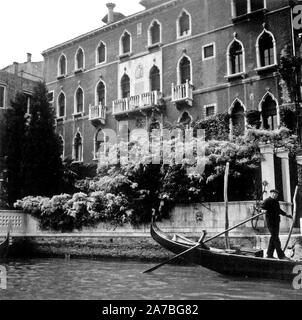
<box><xmin>42</xmin><ymin>0</ymin><xmax>293</xmax><ymax>170</ymax></box>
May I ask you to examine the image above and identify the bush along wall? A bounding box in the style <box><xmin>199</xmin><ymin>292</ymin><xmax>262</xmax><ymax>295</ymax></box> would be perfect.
<box><xmin>14</xmin><ymin>112</ymin><xmax>298</xmax><ymax>232</ymax></box>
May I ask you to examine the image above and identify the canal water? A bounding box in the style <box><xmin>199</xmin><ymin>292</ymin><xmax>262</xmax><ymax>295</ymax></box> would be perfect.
<box><xmin>0</xmin><ymin>258</ymin><xmax>302</xmax><ymax>300</ymax></box>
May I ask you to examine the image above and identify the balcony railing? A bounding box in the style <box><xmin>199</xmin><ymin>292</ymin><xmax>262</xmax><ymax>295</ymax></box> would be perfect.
<box><xmin>89</xmin><ymin>103</ymin><xmax>106</xmax><ymax>124</ymax></box>
<box><xmin>171</xmin><ymin>80</ymin><xmax>193</xmax><ymax>106</ymax></box>
<box><xmin>113</xmin><ymin>91</ymin><xmax>162</xmax><ymax>116</ymax></box>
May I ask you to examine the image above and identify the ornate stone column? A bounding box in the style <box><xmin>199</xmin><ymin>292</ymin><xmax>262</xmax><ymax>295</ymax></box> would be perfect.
<box><xmin>276</xmin><ymin>148</ymin><xmax>291</xmax><ymax>203</ymax></box>
<box><xmin>259</xmin><ymin>143</ymin><xmax>275</xmax><ymax>199</ymax></box>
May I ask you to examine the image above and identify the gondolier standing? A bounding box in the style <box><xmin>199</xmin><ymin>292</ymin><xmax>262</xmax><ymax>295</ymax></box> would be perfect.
<box><xmin>261</xmin><ymin>189</ymin><xmax>293</xmax><ymax>260</ymax></box>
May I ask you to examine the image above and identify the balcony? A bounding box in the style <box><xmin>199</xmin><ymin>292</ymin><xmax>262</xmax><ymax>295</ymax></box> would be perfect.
<box><xmin>112</xmin><ymin>91</ymin><xmax>164</xmax><ymax>117</ymax></box>
<box><xmin>171</xmin><ymin>80</ymin><xmax>193</xmax><ymax>107</ymax></box>
<box><xmin>231</xmin><ymin>0</ymin><xmax>268</xmax><ymax>24</ymax></box>
<box><xmin>89</xmin><ymin>103</ymin><xmax>106</xmax><ymax>125</ymax></box>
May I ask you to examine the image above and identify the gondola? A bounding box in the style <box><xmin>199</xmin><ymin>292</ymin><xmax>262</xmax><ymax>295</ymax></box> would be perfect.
<box><xmin>151</xmin><ymin>221</ymin><xmax>301</xmax><ymax>281</ymax></box>
<box><xmin>0</xmin><ymin>233</ymin><xmax>10</xmax><ymax>259</ymax></box>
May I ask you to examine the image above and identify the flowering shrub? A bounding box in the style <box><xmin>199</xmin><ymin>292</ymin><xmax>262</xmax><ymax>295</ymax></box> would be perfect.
<box><xmin>14</xmin><ymin>117</ymin><xmax>298</xmax><ymax>231</ymax></box>
<box><xmin>193</xmin><ymin>112</ymin><xmax>230</xmax><ymax>141</ymax></box>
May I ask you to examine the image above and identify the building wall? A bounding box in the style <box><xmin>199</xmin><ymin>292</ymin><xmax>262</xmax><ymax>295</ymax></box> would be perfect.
<box><xmin>0</xmin><ymin>71</ymin><xmax>39</xmax><ymax>166</ymax></box>
<box><xmin>43</xmin><ymin>0</ymin><xmax>294</xmax><ymax>164</ymax></box>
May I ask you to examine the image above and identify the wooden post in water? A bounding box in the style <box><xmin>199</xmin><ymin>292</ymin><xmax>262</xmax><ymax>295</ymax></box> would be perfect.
<box><xmin>224</xmin><ymin>162</ymin><xmax>230</xmax><ymax>250</ymax></box>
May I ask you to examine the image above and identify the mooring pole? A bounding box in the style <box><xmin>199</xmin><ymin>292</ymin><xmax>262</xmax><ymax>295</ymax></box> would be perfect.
<box><xmin>224</xmin><ymin>162</ymin><xmax>230</xmax><ymax>250</ymax></box>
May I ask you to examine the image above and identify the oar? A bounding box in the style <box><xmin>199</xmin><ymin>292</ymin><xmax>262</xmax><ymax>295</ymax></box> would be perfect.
<box><xmin>283</xmin><ymin>185</ymin><xmax>298</xmax><ymax>252</ymax></box>
<box><xmin>143</xmin><ymin>211</ymin><xmax>265</xmax><ymax>274</ymax></box>
<box><xmin>143</xmin><ymin>232</ymin><xmax>207</xmax><ymax>274</ymax></box>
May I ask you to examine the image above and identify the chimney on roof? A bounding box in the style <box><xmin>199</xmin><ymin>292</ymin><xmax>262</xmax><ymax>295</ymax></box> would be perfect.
<box><xmin>106</xmin><ymin>3</ymin><xmax>116</xmax><ymax>24</ymax></box>
<box><xmin>13</xmin><ymin>62</ymin><xmax>19</xmax><ymax>75</ymax></box>
<box><xmin>27</xmin><ymin>53</ymin><xmax>32</xmax><ymax>63</ymax></box>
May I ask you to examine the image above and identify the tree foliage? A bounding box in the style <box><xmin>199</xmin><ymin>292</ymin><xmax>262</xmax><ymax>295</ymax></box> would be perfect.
<box><xmin>4</xmin><ymin>82</ymin><xmax>64</xmax><ymax>206</ymax></box>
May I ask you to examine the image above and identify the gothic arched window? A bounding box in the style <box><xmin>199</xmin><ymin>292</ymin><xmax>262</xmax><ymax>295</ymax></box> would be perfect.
<box><xmin>150</xmin><ymin>66</ymin><xmax>160</xmax><ymax>92</ymax></box>
<box><xmin>121</xmin><ymin>74</ymin><xmax>130</xmax><ymax>98</ymax></box>
<box><xmin>231</xmin><ymin>101</ymin><xmax>245</xmax><ymax>136</ymax></box>
<box><xmin>73</xmin><ymin>132</ymin><xmax>83</xmax><ymax>162</ymax></box>
<box><xmin>58</xmin><ymin>92</ymin><xmax>66</xmax><ymax>118</ymax></box>
<box><xmin>76</xmin><ymin>48</ymin><xmax>84</xmax><ymax>70</ymax></box>
<box><xmin>58</xmin><ymin>55</ymin><xmax>67</xmax><ymax>76</ymax></box>
<box><xmin>75</xmin><ymin>88</ymin><xmax>84</xmax><ymax>114</ymax></box>
<box><xmin>96</xmin><ymin>81</ymin><xmax>106</xmax><ymax>106</ymax></box>
<box><xmin>229</xmin><ymin>40</ymin><xmax>243</xmax><ymax>74</ymax></box>
<box><xmin>179</xmin><ymin>56</ymin><xmax>191</xmax><ymax>84</ymax></box>
<box><xmin>97</xmin><ymin>42</ymin><xmax>106</xmax><ymax>64</ymax></box>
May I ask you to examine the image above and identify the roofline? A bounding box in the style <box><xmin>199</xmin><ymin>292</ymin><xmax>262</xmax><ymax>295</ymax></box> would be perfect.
<box><xmin>42</xmin><ymin>0</ymin><xmax>178</xmax><ymax>56</ymax></box>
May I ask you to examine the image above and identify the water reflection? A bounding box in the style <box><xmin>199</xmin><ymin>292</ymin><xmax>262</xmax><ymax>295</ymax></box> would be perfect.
<box><xmin>0</xmin><ymin>258</ymin><xmax>301</xmax><ymax>300</ymax></box>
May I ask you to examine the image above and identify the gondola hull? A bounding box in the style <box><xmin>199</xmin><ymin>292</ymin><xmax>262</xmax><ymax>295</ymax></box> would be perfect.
<box><xmin>151</xmin><ymin>222</ymin><xmax>300</xmax><ymax>281</ymax></box>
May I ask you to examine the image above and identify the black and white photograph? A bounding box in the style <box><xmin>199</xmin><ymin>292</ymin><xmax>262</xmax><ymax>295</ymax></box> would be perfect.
<box><xmin>1</xmin><ymin>0</ymin><xmax>302</xmax><ymax>306</ymax></box>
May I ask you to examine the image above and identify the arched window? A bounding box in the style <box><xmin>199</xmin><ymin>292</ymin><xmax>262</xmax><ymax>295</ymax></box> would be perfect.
<box><xmin>96</xmin><ymin>81</ymin><xmax>106</xmax><ymax>106</ymax></box>
<box><xmin>121</xmin><ymin>74</ymin><xmax>130</xmax><ymax>98</ymax></box>
<box><xmin>58</xmin><ymin>92</ymin><xmax>66</xmax><ymax>118</ymax></box>
<box><xmin>73</xmin><ymin>132</ymin><xmax>83</xmax><ymax>162</ymax></box>
<box><xmin>179</xmin><ymin>56</ymin><xmax>191</xmax><ymax>84</ymax></box>
<box><xmin>75</xmin><ymin>48</ymin><xmax>84</xmax><ymax>70</ymax></box>
<box><xmin>75</xmin><ymin>87</ymin><xmax>84</xmax><ymax>114</ymax></box>
<box><xmin>231</xmin><ymin>101</ymin><xmax>245</xmax><ymax>136</ymax></box>
<box><xmin>257</xmin><ymin>30</ymin><xmax>276</xmax><ymax>68</ymax></box>
<box><xmin>58</xmin><ymin>55</ymin><xmax>67</xmax><ymax>76</ymax></box>
<box><xmin>121</xmin><ymin>31</ymin><xmax>131</xmax><ymax>54</ymax></box>
<box><xmin>97</xmin><ymin>42</ymin><xmax>106</xmax><ymax>64</ymax></box>
<box><xmin>178</xmin><ymin>10</ymin><xmax>191</xmax><ymax>37</ymax></box>
<box><xmin>261</xmin><ymin>94</ymin><xmax>278</xmax><ymax>130</ymax></box>
<box><xmin>150</xmin><ymin>66</ymin><xmax>160</xmax><ymax>92</ymax></box>
<box><xmin>58</xmin><ymin>135</ymin><xmax>65</xmax><ymax>159</ymax></box>
<box><xmin>229</xmin><ymin>40</ymin><xmax>243</xmax><ymax>74</ymax></box>
<box><xmin>179</xmin><ymin>111</ymin><xmax>192</xmax><ymax>128</ymax></box>
<box><xmin>94</xmin><ymin>129</ymin><xmax>107</xmax><ymax>160</ymax></box>
<box><xmin>150</xmin><ymin>20</ymin><xmax>161</xmax><ymax>45</ymax></box>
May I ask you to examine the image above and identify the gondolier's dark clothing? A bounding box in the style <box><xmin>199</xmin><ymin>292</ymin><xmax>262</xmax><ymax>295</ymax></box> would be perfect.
<box><xmin>261</xmin><ymin>197</ymin><xmax>287</xmax><ymax>259</ymax></box>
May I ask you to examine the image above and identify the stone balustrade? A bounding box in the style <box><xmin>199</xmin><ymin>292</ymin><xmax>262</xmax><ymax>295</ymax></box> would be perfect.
<box><xmin>112</xmin><ymin>91</ymin><xmax>162</xmax><ymax>116</ymax></box>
